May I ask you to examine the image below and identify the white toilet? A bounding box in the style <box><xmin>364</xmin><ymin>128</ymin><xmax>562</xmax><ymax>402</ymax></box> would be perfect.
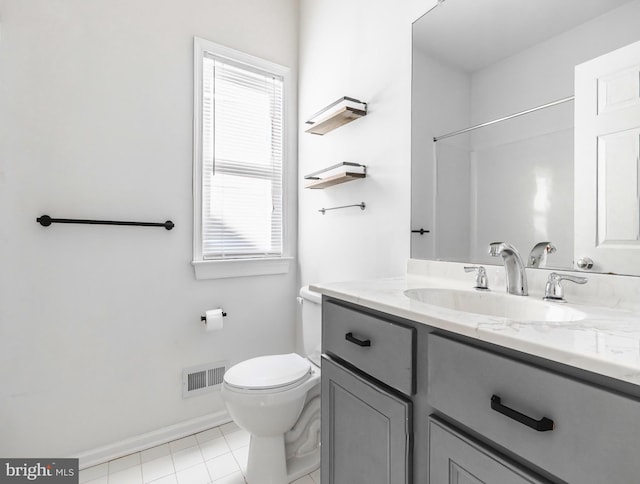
<box><xmin>221</xmin><ymin>286</ymin><xmax>322</xmax><ymax>484</ymax></box>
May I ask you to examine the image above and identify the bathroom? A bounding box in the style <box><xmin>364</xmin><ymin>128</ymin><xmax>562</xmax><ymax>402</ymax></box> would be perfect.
<box><xmin>1</xmin><ymin>0</ymin><xmax>640</xmax><ymax>483</ymax></box>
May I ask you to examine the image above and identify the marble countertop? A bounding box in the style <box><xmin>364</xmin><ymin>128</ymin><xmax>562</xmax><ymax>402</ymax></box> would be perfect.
<box><xmin>310</xmin><ymin>261</ymin><xmax>640</xmax><ymax>387</ymax></box>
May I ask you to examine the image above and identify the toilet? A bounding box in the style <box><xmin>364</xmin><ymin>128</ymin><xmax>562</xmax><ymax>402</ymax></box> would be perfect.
<box><xmin>221</xmin><ymin>286</ymin><xmax>322</xmax><ymax>484</ymax></box>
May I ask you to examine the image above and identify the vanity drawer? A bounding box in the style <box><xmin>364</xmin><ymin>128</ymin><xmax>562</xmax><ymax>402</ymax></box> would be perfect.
<box><xmin>427</xmin><ymin>333</ymin><xmax>640</xmax><ymax>484</ymax></box>
<box><xmin>323</xmin><ymin>300</ymin><xmax>415</xmax><ymax>395</ymax></box>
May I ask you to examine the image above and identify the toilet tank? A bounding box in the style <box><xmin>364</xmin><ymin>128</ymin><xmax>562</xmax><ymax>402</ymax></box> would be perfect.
<box><xmin>299</xmin><ymin>286</ymin><xmax>322</xmax><ymax>367</ymax></box>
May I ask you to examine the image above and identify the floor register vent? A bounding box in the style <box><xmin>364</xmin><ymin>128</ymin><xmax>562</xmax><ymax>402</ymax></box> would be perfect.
<box><xmin>182</xmin><ymin>361</ymin><xmax>228</xmax><ymax>398</ymax></box>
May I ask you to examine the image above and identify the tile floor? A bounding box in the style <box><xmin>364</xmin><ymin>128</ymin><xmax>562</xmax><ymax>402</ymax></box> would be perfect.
<box><xmin>79</xmin><ymin>421</ymin><xmax>320</xmax><ymax>484</ymax></box>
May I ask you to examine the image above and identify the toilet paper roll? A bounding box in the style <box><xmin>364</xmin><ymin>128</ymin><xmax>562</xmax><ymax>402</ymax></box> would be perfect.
<box><xmin>203</xmin><ymin>308</ymin><xmax>224</xmax><ymax>331</ymax></box>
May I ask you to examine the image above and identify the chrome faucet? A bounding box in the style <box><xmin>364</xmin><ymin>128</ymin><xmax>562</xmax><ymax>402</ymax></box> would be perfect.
<box><xmin>528</xmin><ymin>242</ymin><xmax>557</xmax><ymax>268</ymax></box>
<box><xmin>489</xmin><ymin>242</ymin><xmax>528</xmax><ymax>296</ymax></box>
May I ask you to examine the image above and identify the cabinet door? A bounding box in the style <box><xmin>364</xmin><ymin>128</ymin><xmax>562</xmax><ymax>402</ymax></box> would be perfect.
<box><xmin>429</xmin><ymin>418</ymin><xmax>549</xmax><ymax>484</ymax></box>
<box><xmin>321</xmin><ymin>356</ymin><xmax>411</xmax><ymax>484</ymax></box>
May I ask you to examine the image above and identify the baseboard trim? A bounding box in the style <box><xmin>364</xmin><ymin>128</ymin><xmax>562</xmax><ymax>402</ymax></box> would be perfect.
<box><xmin>75</xmin><ymin>410</ymin><xmax>232</xmax><ymax>469</ymax></box>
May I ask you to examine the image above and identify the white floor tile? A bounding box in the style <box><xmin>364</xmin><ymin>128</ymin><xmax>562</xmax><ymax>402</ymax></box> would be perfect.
<box><xmin>195</xmin><ymin>427</ymin><xmax>223</xmax><ymax>444</ymax></box>
<box><xmin>205</xmin><ymin>453</ymin><xmax>239</xmax><ymax>482</ymax></box>
<box><xmin>230</xmin><ymin>446</ymin><xmax>248</xmax><ymax>475</ymax></box>
<box><xmin>200</xmin><ymin>436</ymin><xmax>231</xmax><ymax>461</ymax></box>
<box><xmin>109</xmin><ymin>453</ymin><xmax>141</xmax><ymax>474</ymax></box>
<box><xmin>310</xmin><ymin>468</ymin><xmax>320</xmax><ymax>484</ymax></box>
<box><xmin>147</xmin><ymin>475</ymin><xmax>178</xmax><ymax>484</ymax></box>
<box><xmin>84</xmin><ymin>477</ymin><xmax>108</xmax><ymax>484</ymax></box>
<box><xmin>108</xmin><ymin>465</ymin><xmax>143</xmax><ymax>484</ymax></box>
<box><xmin>222</xmin><ymin>430</ymin><xmax>250</xmax><ymax>451</ymax></box>
<box><xmin>169</xmin><ymin>435</ymin><xmax>199</xmax><ymax>454</ymax></box>
<box><xmin>80</xmin><ymin>463</ymin><xmax>108</xmax><ymax>483</ymax></box>
<box><xmin>175</xmin><ymin>463</ymin><xmax>211</xmax><ymax>484</ymax></box>
<box><xmin>141</xmin><ymin>455</ymin><xmax>175</xmax><ymax>483</ymax></box>
<box><xmin>212</xmin><ymin>471</ymin><xmax>246</xmax><ymax>484</ymax></box>
<box><xmin>172</xmin><ymin>445</ymin><xmax>205</xmax><ymax>472</ymax></box>
<box><xmin>100</xmin><ymin>422</ymin><xmax>317</xmax><ymax>484</ymax></box>
<box><xmin>141</xmin><ymin>444</ymin><xmax>171</xmax><ymax>463</ymax></box>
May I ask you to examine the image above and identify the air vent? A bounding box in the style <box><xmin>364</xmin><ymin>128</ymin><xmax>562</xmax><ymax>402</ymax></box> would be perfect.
<box><xmin>182</xmin><ymin>361</ymin><xmax>228</xmax><ymax>398</ymax></box>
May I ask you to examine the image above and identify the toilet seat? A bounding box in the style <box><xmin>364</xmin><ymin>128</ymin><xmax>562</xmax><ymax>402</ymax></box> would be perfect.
<box><xmin>224</xmin><ymin>353</ymin><xmax>312</xmax><ymax>393</ymax></box>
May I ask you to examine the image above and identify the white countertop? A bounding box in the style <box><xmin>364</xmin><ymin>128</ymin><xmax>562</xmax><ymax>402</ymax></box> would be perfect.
<box><xmin>310</xmin><ymin>260</ymin><xmax>640</xmax><ymax>387</ymax></box>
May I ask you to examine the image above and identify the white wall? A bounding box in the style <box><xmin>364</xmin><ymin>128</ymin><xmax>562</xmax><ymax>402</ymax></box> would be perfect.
<box><xmin>412</xmin><ymin>51</ymin><xmax>472</xmax><ymax>260</ymax></box>
<box><xmin>298</xmin><ymin>0</ymin><xmax>435</xmax><ymax>286</ymax></box>
<box><xmin>0</xmin><ymin>0</ymin><xmax>298</xmax><ymax>458</ymax></box>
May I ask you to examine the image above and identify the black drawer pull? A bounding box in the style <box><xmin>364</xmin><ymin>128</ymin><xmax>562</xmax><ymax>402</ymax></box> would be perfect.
<box><xmin>345</xmin><ymin>332</ymin><xmax>371</xmax><ymax>347</ymax></box>
<box><xmin>491</xmin><ymin>395</ymin><xmax>554</xmax><ymax>432</ymax></box>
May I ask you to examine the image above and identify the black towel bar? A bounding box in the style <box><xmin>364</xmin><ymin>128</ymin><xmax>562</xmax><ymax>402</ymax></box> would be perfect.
<box><xmin>36</xmin><ymin>215</ymin><xmax>174</xmax><ymax>230</ymax></box>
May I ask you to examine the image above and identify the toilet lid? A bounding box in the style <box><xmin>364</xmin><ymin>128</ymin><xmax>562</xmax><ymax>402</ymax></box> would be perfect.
<box><xmin>224</xmin><ymin>353</ymin><xmax>312</xmax><ymax>390</ymax></box>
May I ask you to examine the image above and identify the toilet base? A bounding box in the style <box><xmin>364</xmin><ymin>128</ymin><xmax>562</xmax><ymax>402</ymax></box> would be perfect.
<box><xmin>245</xmin><ymin>434</ymin><xmax>320</xmax><ymax>484</ymax></box>
<box><xmin>246</xmin><ymin>434</ymin><xmax>287</xmax><ymax>484</ymax></box>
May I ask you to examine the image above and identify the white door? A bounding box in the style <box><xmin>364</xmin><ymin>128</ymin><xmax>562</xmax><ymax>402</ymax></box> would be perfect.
<box><xmin>574</xmin><ymin>39</ymin><xmax>640</xmax><ymax>274</ymax></box>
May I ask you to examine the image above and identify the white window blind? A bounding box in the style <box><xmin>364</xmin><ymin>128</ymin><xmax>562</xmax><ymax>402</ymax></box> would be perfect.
<box><xmin>201</xmin><ymin>55</ymin><xmax>284</xmax><ymax>259</ymax></box>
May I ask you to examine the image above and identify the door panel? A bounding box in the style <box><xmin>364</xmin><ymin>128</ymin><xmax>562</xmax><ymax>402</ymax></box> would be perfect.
<box><xmin>575</xmin><ymin>39</ymin><xmax>640</xmax><ymax>274</ymax></box>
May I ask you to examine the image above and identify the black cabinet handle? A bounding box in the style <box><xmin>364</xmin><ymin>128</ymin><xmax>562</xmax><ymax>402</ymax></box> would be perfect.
<box><xmin>491</xmin><ymin>395</ymin><xmax>554</xmax><ymax>432</ymax></box>
<box><xmin>345</xmin><ymin>332</ymin><xmax>371</xmax><ymax>347</ymax></box>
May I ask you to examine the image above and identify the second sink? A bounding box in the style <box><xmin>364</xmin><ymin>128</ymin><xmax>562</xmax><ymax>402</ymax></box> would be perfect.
<box><xmin>403</xmin><ymin>288</ymin><xmax>586</xmax><ymax>322</ymax></box>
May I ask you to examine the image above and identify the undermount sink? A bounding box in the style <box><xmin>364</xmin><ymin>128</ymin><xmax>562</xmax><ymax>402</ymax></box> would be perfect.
<box><xmin>403</xmin><ymin>288</ymin><xmax>586</xmax><ymax>322</ymax></box>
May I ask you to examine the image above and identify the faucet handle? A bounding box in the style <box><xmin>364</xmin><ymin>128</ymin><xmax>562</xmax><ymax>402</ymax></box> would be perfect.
<box><xmin>543</xmin><ymin>272</ymin><xmax>587</xmax><ymax>302</ymax></box>
<box><xmin>464</xmin><ymin>266</ymin><xmax>489</xmax><ymax>290</ymax></box>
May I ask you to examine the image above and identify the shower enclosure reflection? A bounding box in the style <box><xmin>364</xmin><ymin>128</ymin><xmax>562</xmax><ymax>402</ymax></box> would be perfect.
<box><xmin>432</xmin><ymin>102</ymin><xmax>574</xmax><ymax>269</ymax></box>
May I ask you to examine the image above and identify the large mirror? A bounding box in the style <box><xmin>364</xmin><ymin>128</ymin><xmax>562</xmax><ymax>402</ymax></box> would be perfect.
<box><xmin>411</xmin><ymin>0</ymin><xmax>640</xmax><ymax>274</ymax></box>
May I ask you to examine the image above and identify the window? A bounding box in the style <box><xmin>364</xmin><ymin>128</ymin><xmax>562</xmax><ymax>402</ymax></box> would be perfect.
<box><xmin>193</xmin><ymin>38</ymin><xmax>292</xmax><ymax>279</ymax></box>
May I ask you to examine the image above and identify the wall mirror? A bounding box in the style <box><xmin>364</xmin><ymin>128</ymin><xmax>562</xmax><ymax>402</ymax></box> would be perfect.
<box><xmin>411</xmin><ymin>0</ymin><xmax>640</xmax><ymax>275</ymax></box>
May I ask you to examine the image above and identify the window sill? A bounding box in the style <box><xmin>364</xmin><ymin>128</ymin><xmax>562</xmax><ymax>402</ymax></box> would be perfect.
<box><xmin>192</xmin><ymin>257</ymin><xmax>293</xmax><ymax>280</ymax></box>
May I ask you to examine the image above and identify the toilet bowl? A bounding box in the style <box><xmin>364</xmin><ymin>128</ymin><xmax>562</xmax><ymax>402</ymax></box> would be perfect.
<box><xmin>221</xmin><ymin>287</ymin><xmax>322</xmax><ymax>484</ymax></box>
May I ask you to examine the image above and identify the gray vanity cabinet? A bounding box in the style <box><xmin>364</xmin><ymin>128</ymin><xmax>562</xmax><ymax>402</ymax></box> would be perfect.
<box><xmin>321</xmin><ymin>356</ymin><xmax>411</xmax><ymax>484</ymax></box>
<box><xmin>321</xmin><ymin>295</ymin><xmax>640</xmax><ymax>484</ymax></box>
<box><xmin>321</xmin><ymin>299</ymin><xmax>415</xmax><ymax>484</ymax></box>
<box><xmin>429</xmin><ymin>418</ymin><xmax>549</xmax><ymax>484</ymax></box>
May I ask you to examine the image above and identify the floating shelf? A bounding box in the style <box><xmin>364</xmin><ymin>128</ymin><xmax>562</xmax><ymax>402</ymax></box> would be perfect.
<box><xmin>304</xmin><ymin>162</ymin><xmax>367</xmax><ymax>189</ymax></box>
<box><xmin>305</xmin><ymin>96</ymin><xmax>367</xmax><ymax>135</ymax></box>
<box><xmin>306</xmin><ymin>172</ymin><xmax>365</xmax><ymax>189</ymax></box>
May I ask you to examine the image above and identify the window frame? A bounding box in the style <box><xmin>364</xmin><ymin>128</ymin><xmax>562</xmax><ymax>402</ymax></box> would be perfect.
<box><xmin>192</xmin><ymin>37</ymin><xmax>293</xmax><ymax>280</ymax></box>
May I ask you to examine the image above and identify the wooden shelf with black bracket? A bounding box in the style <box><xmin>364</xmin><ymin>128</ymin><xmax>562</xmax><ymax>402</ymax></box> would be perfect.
<box><xmin>304</xmin><ymin>162</ymin><xmax>367</xmax><ymax>189</ymax></box>
<box><xmin>304</xmin><ymin>96</ymin><xmax>367</xmax><ymax>135</ymax></box>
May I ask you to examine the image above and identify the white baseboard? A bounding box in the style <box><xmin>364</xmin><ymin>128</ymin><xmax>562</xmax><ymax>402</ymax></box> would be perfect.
<box><xmin>75</xmin><ymin>410</ymin><xmax>232</xmax><ymax>469</ymax></box>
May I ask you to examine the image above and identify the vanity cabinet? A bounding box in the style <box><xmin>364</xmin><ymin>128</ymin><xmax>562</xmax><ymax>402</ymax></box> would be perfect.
<box><xmin>321</xmin><ymin>295</ymin><xmax>640</xmax><ymax>484</ymax></box>
<box><xmin>321</xmin><ymin>300</ymin><xmax>414</xmax><ymax>484</ymax></box>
